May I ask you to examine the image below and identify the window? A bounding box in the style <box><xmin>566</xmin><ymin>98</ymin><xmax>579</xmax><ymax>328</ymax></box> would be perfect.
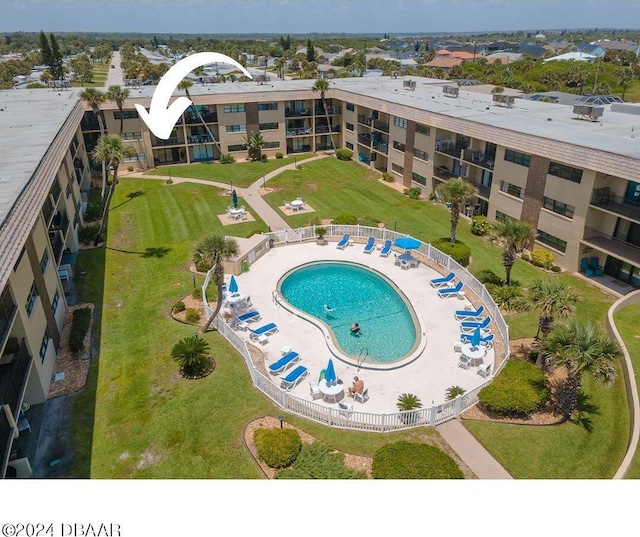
<box><xmin>346</xmin><ymin>142</ymin><xmax>354</xmax><ymax>150</ymax></box>
<box><xmin>113</xmin><ymin>110</ymin><xmax>139</xmax><ymax>120</ymax></box>
<box><xmin>121</xmin><ymin>132</ymin><xmax>142</xmax><ymax>140</ymax></box>
<box><xmin>346</xmin><ymin>122</ymin><xmax>354</xmax><ymax>132</ymax></box>
<box><xmin>224</xmin><ymin>104</ymin><xmax>245</xmax><ymax>113</ymax></box>
<box><xmin>226</xmin><ymin>125</ymin><xmax>247</xmax><ymax>133</ymax></box>
<box><xmin>258</xmin><ymin>103</ymin><xmax>278</xmax><ymax>111</ymax></box>
<box><xmin>416</xmin><ymin>124</ymin><xmax>430</xmax><ymax>136</ymax></box>
<box><xmin>259</xmin><ymin>122</ymin><xmax>279</xmax><ymax>130</ymax></box>
<box><xmin>263</xmin><ymin>141</ymin><xmax>280</xmax><ymax>149</ymax></box>
<box><xmin>227</xmin><ymin>144</ymin><xmax>247</xmax><ymax>152</ymax></box>
<box><xmin>495</xmin><ymin>210</ymin><xmax>517</xmax><ymax>223</ymax></box>
<box><xmin>543</xmin><ymin>196</ymin><xmax>575</xmax><ymax>219</ymax></box>
<box><xmin>40</xmin><ymin>330</ymin><xmax>50</xmax><ymax>363</ymax></box>
<box><xmin>392</xmin><ymin>163</ymin><xmax>404</xmax><ymax>174</ymax></box>
<box><xmin>504</xmin><ymin>149</ymin><xmax>531</xmax><ymax>167</ymax></box>
<box><xmin>40</xmin><ymin>250</ymin><xmax>49</xmax><ymax>275</ymax></box>
<box><xmin>25</xmin><ymin>282</ymin><xmax>38</xmax><ymax>317</ymax></box>
<box><xmin>124</xmin><ymin>153</ymin><xmax>145</xmax><ymax>162</ymax></box>
<box><xmin>548</xmin><ymin>162</ymin><xmax>583</xmax><ymax>184</ymax></box>
<box><xmin>394</xmin><ymin>117</ymin><xmax>407</xmax><ymax>128</ymax></box>
<box><xmin>413</xmin><ymin>148</ymin><xmax>428</xmax><ymax>161</ymax></box>
<box><xmin>52</xmin><ymin>290</ymin><xmax>60</xmax><ymax>313</ymax></box>
<box><xmin>499</xmin><ymin>180</ymin><xmax>525</xmax><ymax>199</ymax></box>
<box><xmin>412</xmin><ymin>172</ymin><xmax>427</xmax><ymax>186</ymax></box>
<box><xmin>14</xmin><ymin>247</ymin><xmax>26</xmax><ymax>272</ymax></box>
<box><xmin>537</xmin><ymin>229</ymin><xmax>567</xmax><ymax>253</ymax></box>
<box><xmin>346</xmin><ymin>102</ymin><xmax>355</xmax><ymax>111</ymax></box>
<box><xmin>393</xmin><ymin>140</ymin><xmax>405</xmax><ymax>152</ymax></box>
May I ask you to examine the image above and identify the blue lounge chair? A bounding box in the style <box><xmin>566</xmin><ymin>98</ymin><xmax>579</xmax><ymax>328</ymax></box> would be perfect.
<box><xmin>363</xmin><ymin>236</ymin><xmax>375</xmax><ymax>254</ymax></box>
<box><xmin>580</xmin><ymin>257</ymin><xmax>594</xmax><ymax>277</ymax></box>
<box><xmin>437</xmin><ymin>281</ymin><xmax>463</xmax><ymax>298</ymax></box>
<box><xmin>280</xmin><ymin>365</ymin><xmax>309</xmax><ymax>391</ymax></box>
<box><xmin>379</xmin><ymin>239</ymin><xmax>392</xmax><ymax>257</ymax></box>
<box><xmin>249</xmin><ymin>322</ymin><xmax>279</xmax><ymax>341</ymax></box>
<box><xmin>455</xmin><ymin>305</ymin><xmax>484</xmax><ymax>321</ymax></box>
<box><xmin>236</xmin><ymin>310</ymin><xmax>261</xmax><ymax>323</ymax></box>
<box><xmin>461</xmin><ymin>333</ymin><xmax>494</xmax><ymax>349</ymax></box>
<box><xmin>336</xmin><ymin>234</ymin><xmax>350</xmax><ymax>249</ymax></box>
<box><xmin>430</xmin><ymin>272</ymin><xmax>455</xmax><ymax>288</ymax></box>
<box><xmin>590</xmin><ymin>257</ymin><xmax>603</xmax><ymax>276</ymax></box>
<box><xmin>268</xmin><ymin>351</ymin><xmax>300</xmax><ymax>375</ymax></box>
<box><xmin>460</xmin><ymin>317</ymin><xmax>491</xmax><ymax>334</ymax></box>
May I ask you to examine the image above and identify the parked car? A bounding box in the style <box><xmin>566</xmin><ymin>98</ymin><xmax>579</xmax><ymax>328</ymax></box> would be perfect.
<box><xmin>111</xmin><ymin>65</ymin><xmax>115</xmax><ymax>69</ymax></box>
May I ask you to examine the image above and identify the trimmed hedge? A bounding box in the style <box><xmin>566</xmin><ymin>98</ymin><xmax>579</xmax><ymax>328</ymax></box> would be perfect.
<box><xmin>471</xmin><ymin>215</ymin><xmax>490</xmax><ymax>236</ymax></box>
<box><xmin>478</xmin><ymin>359</ymin><xmax>550</xmax><ymax>417</ymax></box>
<box><xmin>432</xmin><ymin>238</ymin><xmax>471</xmax><ymax>267</ymax></box>
<box><xmin>185</xmin><ymin>308</ymin><xmax>200</xmax><ymax>323</ymax></box>
<box><xmin>78</xmin><ymin>224</ymin><xmax>101</xmax><ymax>245</ymax></box>
<box><xmin>335</xmin><ymin>148</ymin><xmax>352</xmax><ymax>161</ymax></box>
<box><xmin>253</xmin><ymin>428</ymin><xmax>302</xmax><ymax>468</ymax></box>
<box><xmin>174</xmin><ymin>301</ymin><xmax>186</xmax><ymax>313</ymax></box>
<box><xmin>69</xmin><ymin>307</ymin><xmax>92</xmax><ymax>354</ymax></box>
<box><xmin>332</xmin><ymin>213</ymin><xmax>358</xmax><ymax>225</ymax></box>
<box><xmin>372</xmin><ymin>441</ymin><xmax>463</xmax><ymax>479</ymax></box>
<box><xmin>276</xmin><ymin>442</ymin><xmax>366</xmax><ymax>479</ymax></box>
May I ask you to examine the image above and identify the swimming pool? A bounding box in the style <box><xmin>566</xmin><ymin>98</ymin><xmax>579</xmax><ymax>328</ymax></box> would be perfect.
<box><xmin>278</xmin><ymin>262</ymin><xmax>419</xmax><ymax>364</ymax></box>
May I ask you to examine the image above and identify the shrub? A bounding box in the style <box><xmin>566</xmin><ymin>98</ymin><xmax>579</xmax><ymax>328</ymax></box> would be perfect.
<box><xmin>372</xmin><ymin>441</ymin><xmax>463</xmax><ymax>479</ymax></box>
<box><xmin>335</xmin><ymin>148</ymin><xmax>353</xmax><ymax>161</ymax></box>
<box><xmin>26</xmin><ymin>82</ymin><xmax>47</xmax><ymax>89</ymax></box>
<box><xmin>478</xmin><ymin>360</ymin><xmax>550</xmax><ymax>417</ymax></box>
<box><xmin>445</xmin><ymin>386</ymin><xmax>466</xmax><ymax>400</ymax></box>
<box><xmin>530</xmin><ymin>248</ymin><xmax>554</xmax><ymax>270</ymax></box>
<box><xmin>397</xmin><ymin>393</ymin><xmax>422</xmax><ymax>425</ymax></box>
<box><xmin>332</xmin><ymin>213</ymin><xmax>358</xmax><ymax>225</ymax></box>
<box><xmin>185</xmin><ymin>308</ymin><xmax>200</xmax><ymax>323</ymax></box>
<box><xmin>220</xmin><ymin>153</ymin><xmax>236</xmax><ymax>164</ymax></box>
<box><xmin>170</xmin><ymin>335</ymin><xmax>212</xmax><ymax>377</ymax></box>
<box><xmin>275</xmin><ymin>151</ymin><xmax>283</xmax><ymax>159</ymax></box>
<box><xmin>315</xmin><ymin>226</ymin><xmax>328</xmax><ymax>239</ymax></box>
<box><xmin>276</xmin><ymin>442</ymin><xmax>366</xmax><ymax>479</ymax></box>
<box><xmin>382</xmin><ymin>172</ymin><xmax>394</xmax><ymax>182</ymax></box>
<box><xmin>174</xmin><ymin>301</ymin><xmax>186</xmax><ymax>313</ymax></box>
<box><xmin>359</xmin><ymin>216</ymin><xmax>381</xmax><ymax>228</ymax></box>
<box><xmin>68</xmin><ymin>307</ymin><xmax>92</xmax><ymax>354</ymax></box>
<box><xmin>78</xmin><ymin>224</ymin><xmax>101</xmax><ymax>245</ymax></box>
<box><xmin>470</xmin><ymin>215</ymin><xmax>490</xmax><ymax>236</ymax></box>
<box><xmin>83</xmin><ymin>197</ymin><xmax>104</xmax><ymax>222</ymax></box>
<box><xmin>127</xmin><ymin>165</ymin><xmax>134</xmax><ymax>172</ymax></box>
<box><xmin>432</xmin><ymin>238</ymin><xmax>471</xmax><ymax>267</ymax></box>
<box><xmin>521</xmin><ymin>253</ymin><xmax>531</xmax><ymax>262</ymax></box>
<box><xmin>485</xmin><ymin>283</ymin><xmax>527</xmax><ymax>313</ymax></box>
<box><xmin>261</xmin><ymin>154</ymin><xmax>268</xmax><ymax>162</ymax></box>
<box><xmin>551</xmin><ymin>265</ymin><xmax>562</xmax><ymax>272</ymax></box>
<box><xmin>404</xmin><ymin>187</ymin><xmax>422</xmax><ymax>200</ymax></box>
<box><xmin>253</xmin><ymin>428</ymin><xmax>302</xmax><ymax>468</ymax></box>
<box><xmin>192</xmin><ymin>288</ymin><xmax>203</xmax><ymax>300</ymax></box>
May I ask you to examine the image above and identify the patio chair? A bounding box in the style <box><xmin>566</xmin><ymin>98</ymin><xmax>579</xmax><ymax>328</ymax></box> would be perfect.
<box><xmin>280</xmin><ymin>365</ymin><xmax>309</xmax><ymax>391</ymax></box>
<box><xmin>478</xmin><ymin>362</ymin><xmax>492</xmax><ymax>378</ymax></box>
<box><xmin>437</xmin><ymin>282</ymin><xmax>463</xmax><ymax>298</ymax></box>
<box><xmin>363</xmin><ymin>236</ymin><xmax>376</xmax><ymax>254</ymax></box>
<box><xmin>455</xmin><ymin>305</ymin><xmax>484</xmax><ymax>321</ymax></box>
<box><xmin>354</xmin><ymin>387</ymin><xmax>369</xmax><ymax>404</ymax></box>
<box><xmin>590</xmin><ymin>257</ymin><xmax>603</xmax><ymax>276</ymax></box>
<box><xmin>580</xmin><ymin>258</ymin><xmax>594</xmax><ymax>277</ymax></box>
<box><xmin>460</xmin><ymin>317</ymin><xmax>491</xmax><ymax>334</ymax></box>
<box><xmin>458</xmin><ymin>355</ymin><xmax>472</xmax><ymax>370</ymax></box>
<box><xmin>248</xmin><ymin>322</ymin><xmax>279</xmax><ymax>341</ymax></box>
<box><xmin>379</xmin><ymin>239</ymin><xmax>392</xmax><ymax>257</ymax></box>
<box><xmin>309</xmin><ymin>381</ymin><xmax>322</xmax><ymax>400</ymax></box>
<box><xmin>461</xmin><ymin>333</ymin><xmax>494</xmax><ymax>349</ymax></box>
<box><xmin>430</xmin><ymin>272</ymin><xmax>455</xmax><ymax>288</ymax></box>
<box><xmin>338</xmin><ymin>401</ymin><xmax>354</xmax><ymax>417</ymax></box>
<box><xmin>336</xmin><ymin>233</ymin><xmax>350</xmax><ymax>249</ymax></box>
<box><xmin>268</xmin><ymin>351</ymin><xmax>300</xmax><ymax>375</ymax></box>
<box><xmin>236</xmin><ymin>310</ymin><xmax>261</xmax><ymax>323</ymax></box>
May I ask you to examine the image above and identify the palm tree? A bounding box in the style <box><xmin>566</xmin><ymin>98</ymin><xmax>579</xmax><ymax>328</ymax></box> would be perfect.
<box><xmin>171</xmin><ymin>335</ymin><xmax>212</xmax><ymax>378</ymax></box>
<box><xmin>437</xmin><ymin>178</ymin><xmax>478</xmax><ymax>246</ymax></box>
<box><xmin>311</xmin><ymin>78</ymin><xmax>336</xmax><ymax>152</ymax></box>
<box><xmin>106</xmin><ymin>85</ymin><xmax>130</xmax><ymax>135</ymax></box>
<box><xmin>243</xmin><ymin>131</ymin><xmax>265</xmax><ymax>161</ymax></box>
<box><xmin>539</xmin><ymin>320</ymin><xmax>621</xmax><ymax>418</ymax></box>
<box><xmin>80</xmin><ymin>88</ymin><xmax>108</xmax><ymax>198</ymax></box>
<box><xmin>396</xmin><ymin>393</ymin><xmax>422</xmax><ymax>425</ymax></box>
<box><xmin>195</xmin><ymin>235</ymin><xmax>239</xmax><ymax>333</ymax></box>
<box><xmin>491</xmin><ymin>218</ymin><xmax>535</xmax><ymax>285</ymax></box>
<box><xmin>619</xmin><ymin>67</ymin><xmax>634</xmax><ymax>100</ymax></box>
<box><xmin>91</xmin><ymin>135</ymin><xmax>133</xmax><ymax>246</ymax></box>
<box><xmin>526</xmin><ymin>278</ymin><xmax>579</xmax><ymax>340</ymax></box>
<box><xmin>177</xmin><ymin>79</ymin><xmax>223</xmax><ymax>157</ymax></box>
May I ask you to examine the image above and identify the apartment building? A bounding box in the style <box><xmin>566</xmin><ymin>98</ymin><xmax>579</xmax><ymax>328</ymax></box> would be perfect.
<box><xmin>0</xmin><ymin>90</ymin><xmax>90</xmax><ymax>477</ymax></box>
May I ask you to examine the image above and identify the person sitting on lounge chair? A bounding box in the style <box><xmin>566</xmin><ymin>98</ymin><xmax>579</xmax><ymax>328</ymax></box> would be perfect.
<box><xmin>348</xmin><ymin>376</ymin><xmax>365</xmax><ymax>397</ymax></box>
<box><xmin>350</xmin><ymin>322</ymin><xmax>361</xmax><ymax>334</ymax></box>
<box><xmin>323</xmin><ymin>304</ymin><xmax>335</xmax><ymax>313</ymax></box>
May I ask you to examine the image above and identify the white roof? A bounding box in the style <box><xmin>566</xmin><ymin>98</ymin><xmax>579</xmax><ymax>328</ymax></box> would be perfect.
<box><xmin>543</xmin><ymin>51</ymin><xmax>597</xmax><ymax>63</ymax></box>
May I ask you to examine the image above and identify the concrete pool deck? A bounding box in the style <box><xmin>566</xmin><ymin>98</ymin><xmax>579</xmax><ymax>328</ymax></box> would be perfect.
<box><xmin>226</xmin><ymin>240</ymin><xmax>497</xmax><ymax>415</ymax></box>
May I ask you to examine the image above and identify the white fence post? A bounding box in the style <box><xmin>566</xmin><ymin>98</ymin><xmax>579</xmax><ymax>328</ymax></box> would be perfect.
<box><xmin>455</xmin><ymin>395</ymin><xmax>462</xmax><ymax>418</ymax></box>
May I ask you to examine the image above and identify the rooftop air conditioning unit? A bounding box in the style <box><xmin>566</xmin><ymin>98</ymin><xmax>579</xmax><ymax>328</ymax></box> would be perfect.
<box><xmin>493</xmin><ymin>94</ymin><xmax>515</xmax><ymax>107</ymax></box>
<box><xmin>403</xmin><ymin>80</ymin><xmax>416</xmax><ymax>91</ymax></box>
<box><xmin>443</xmin><ymin>85</ymin><xmax>459</xmax><ymax>98</ymax></box>
<box><xmin>573</xmin><ymin>105</ymin><xmax>604</xmax><ymax>122</ymax></box>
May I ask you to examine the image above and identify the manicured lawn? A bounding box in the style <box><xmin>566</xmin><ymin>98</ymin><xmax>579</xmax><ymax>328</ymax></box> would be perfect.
<box><xmin>613</xmin><ymin>304</ymin><xmax>640</xmax><ymax>479</ymax></box>
<box><xmin>145</xmin><ymin>153</ymin><xmax>315</xmax><ymax>188</ymax></box>
<box><xmin>71</xmin><ymin>62</ymin><xmax>110</xmax><ymax>89</ymax></box>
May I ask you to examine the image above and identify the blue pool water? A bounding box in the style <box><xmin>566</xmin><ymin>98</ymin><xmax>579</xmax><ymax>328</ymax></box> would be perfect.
<box><xmin>279</xmin><ymin>262</ymin><xmax>417</xmax><ymax>363</ymax></box>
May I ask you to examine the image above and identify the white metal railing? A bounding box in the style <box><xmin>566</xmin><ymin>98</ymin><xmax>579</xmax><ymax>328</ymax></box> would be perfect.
<box><xmin>201</xmin><ymin>226</ymin><xmax>511</xmax><ymax>431</ymax></box>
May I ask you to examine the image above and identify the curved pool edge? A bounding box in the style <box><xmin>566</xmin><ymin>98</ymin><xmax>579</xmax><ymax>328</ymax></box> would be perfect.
<box><xmin>276</xmin><ymin>260</ymin><xmax>428</xmax><ymax>371</ymax></box>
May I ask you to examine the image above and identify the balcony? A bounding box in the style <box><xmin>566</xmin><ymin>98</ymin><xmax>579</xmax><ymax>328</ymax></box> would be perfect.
<box><xmin>50</xmin><ymin>212</ymin><xmax>70</xmax><ymax>241</ymax></box>
<box><xmin>152</xmin><ymin>136</ymin><xmax>185</xmax><ymax>147</ymax></box>
<box><xmin>287</xmin><ymin>145</ymin><xmax>312</xmax><ymax>154</ymax></box>
<box><xmin>314</xmin><ymin>125</ymin><xmax>341</xmax><ymax>134</ymax></box>
<box><xmin>49</xmin><ymin>230</ymin><xmax>64</xmax><ymax>265</ymax></box>
<box><xmin>286</xmin><ymin>128</ymin><xmax>312</xmax><ymax>137</ymax></box>
<box><xmin>435</xmin><ymin>138</ymin><xmax>465</xmax><ymax>158</ymax></box>
<box><xmin>0</xmin><ymin>339</ymin><xmax>33</xmax><ymax>422</ymax></box>
<box><xmin>590</xmin><ymin>187</ymin><xmax>640</xmax><ymax>224</ymax></box>
<box><xmin>462</xmin><ymin>178</ymin><xmax>491</xmax><ymax>200</ymax></box>
<box><xmin>463</xmin><ymin>148</ymin><xmax>494</xmax><ymax>170</ymax></box>
<box><xmin>434</xmin><ymin>166</ymin><xmax>458</xmax><ymax>180</ymax></box>
<box><xmin>0</xmin><ymin>291</ymin><xmax>17</xmax><ymax>352</ymax></box>
<box><xmin>358</xmin><ymin>133</ymin><xmax>372</xmax><ymax>146</ymax></box>
<box><xmin>187</xmin><ymin>134</ymin><xmax>215</xmax><ymax>144</ymax></box>
<box><xmin>42</xmin><ymin>197</ymin><xmax>55</xmax><ymax>228</ymax></box>
<box><xmin>582</xmin><ymin>227</ymin><xmax>640</xmax><ymax>266</ymax></box>
<box><xmin>185</xmin><ymin>112</ymin><xmax>217</xmax><ymax>124</ymax></box>
<box><xmin>315</xmin><ymin>106</ymin><xmax>341</xmax><ymax>115</ymax></box>
<box><xmin>358</xmin><ymin>115</ymin><xmax>373</xmax><ymax>127</ymax></box>
<box><xmin>285</xmin><ymin>107</ymin><xmax>311</xmax><ymax>117</ymax></box>
<box><xmin>372</xmin><ymin>141</ymin><xmax>388</xmax><ymax>154</ymax></box>
<box><xmin>373</xmin><ymin>120</ymin><xmax>389</xmax><ymax>133</ymax></box>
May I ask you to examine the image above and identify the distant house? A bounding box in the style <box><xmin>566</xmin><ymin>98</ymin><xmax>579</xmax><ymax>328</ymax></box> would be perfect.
<box><xmin>543</xmin><ymin>51</ymin><xmax>598</xmax><ymax>63</ymax></box>
<box><xmin>485</xmin><ymin>52</ymin><xmax>523</xmax><ymax>64</ymax></box>
<box><xmin>518</xmin><ymin>43</ymin><xmax>547</xmax><ymax>58</ymax></box>
<box><xmin>424</xmin><ymin>57</ymin><xmax>463</xmax><ymax>72</ymax></box>
<box><xmin>574</xmin><ymin>42</ymin><xmax>606</xmax><ymax>58</ymax></box>
<box><xmin>594</xmin><ymin>39</ymin><xmax>640</xmax><ymax>55</ymax></box>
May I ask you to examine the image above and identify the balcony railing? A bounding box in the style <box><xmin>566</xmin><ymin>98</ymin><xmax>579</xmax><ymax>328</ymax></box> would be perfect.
<box><xmin>314</xmin><ymin>125</ymin><xmax>341</xmax><ymax>134</ymax></box>
<box><xmin>315</xmin><ymin>106</ymin><xmax>341</xmax><ymax>115</ymax></box>
<box><xmin>434</xmin><ymin>166</ymin><xmax>458</xmax><ymax>180</ymax></box>
<box><xmin>187</xmin><ymin>134</ymin><xmax>214</xmax><ymax>144</ymax></box>
<box><xmin>0</xmin><ymin>339</ymin><xmax>33</xmax><ymax>422</ymax></box>
<box><xmin>463</xmin><ymin>148</ymin><xmax>495</xmax><ymax>170</ymax></box>
<box><xmin>358</xmin><ymin>134</ymin><xmax>372</xmax><ymax>146</ymax></box>
<box><xmin>286</xmin><ymin>128</ymin><xmax>312</xmax><ymax>137</ymax></box>
<box><xmin>590</xmin><ymin>188</ymin><xmax>640</xmax><ymax>223</ymax></box>
<box><xmin>285</xmin><ymin>108</ymin><xmax>311</xmax><ymax>117</ymax></box>
<box><xmin>462</xmin><ymin>178</ymin><xmax>491</xmax><ymax>200</ymax></box>
<box><xmin>373</xmin><ymin>120</ymin><xmax>389</xmax><ymax>133</ymax></box>
<box><xmin>357</xmin><ymin>115</ymin><xmax>373</xmax><ymax>127</ymax></box>
<box><xmin>287</xmin><ymin>145</ymin><xmax>312</xmax><ymax>154</ymax></box>
<box><xmin>372</xmin><ymin>141</ymin><xmax>388</xmax><ymax>154</ymax></box>
<box><xmin>49</xmin><ymin>231</ymin><xmax>64</xmax><ymax>265</ymax></box>
<box><xmin>582</xmin><ymin>227</ymin><xmax>640</xmax><ymax>266</ymax></box>
<box><xmin>315</xmin><ymin>144</ymin><xmax>334</xmax><ymax>151</ymax></box>
<box><xmin>152</xmin><ymin>136</ymin><xmax>185</xmax><ymax>147</ymax></box>
<box><xmin>435</xmin><ymin>138</ymin><xmax>465</xmax><ymax>158</ymax></box>
<box><xmin>0</xmin><ymin>292</ymin><xmax>17</xmax><ymax>353</ymax></box>
<box><xmin>185</xmin><ymin>113</ymin><xmax>218</xmax><ymax>124</ymax></box>
<box><xmin>42</xmin><ymin>197</ymin><xmax>55</xmax><ymax>227</ymax></box>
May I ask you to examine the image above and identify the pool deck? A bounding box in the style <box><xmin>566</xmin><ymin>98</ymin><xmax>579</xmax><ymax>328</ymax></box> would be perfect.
<box><xmin>228</xmin><ymin>240</ymin><xmax>496</xmax><ymax>414</ymax></box>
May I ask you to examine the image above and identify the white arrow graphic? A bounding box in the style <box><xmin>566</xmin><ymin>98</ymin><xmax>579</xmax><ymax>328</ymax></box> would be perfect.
<box><xmin>135</xmin><ymin>52</ymin><xmax>252</xmax><ymax>139</ymax></box>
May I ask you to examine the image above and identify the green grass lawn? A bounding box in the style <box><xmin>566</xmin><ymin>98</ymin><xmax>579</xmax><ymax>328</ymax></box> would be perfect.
<box><xmin>71</xmin><ymin>62</ymin><xmax>110</xmax><ymax>89</ymax></box>
<box><xmin>145</xmin><ymin>153</ymin><xmax>315</xmax><ymax>188</ymax></box>
<box><xmin>72</xmin><ymin>157</ymin><xmax>630</xmax><ymax>478</ymax></box>
<box><xmin>613</xmin><ymin>304</ymin><xmax>640</xmax><ymax>478</ymax></box>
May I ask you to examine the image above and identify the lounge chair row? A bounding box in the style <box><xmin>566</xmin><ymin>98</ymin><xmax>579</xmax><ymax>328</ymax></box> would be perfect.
<box><xmin>267</xmin><ymin>350</ymin><xmax>309</xmax><ymax>391</ymax></box>
<box><xmin>335</xmin><ymin>234</ymin><xmax>392</xmax><ymax>257</ymax></box>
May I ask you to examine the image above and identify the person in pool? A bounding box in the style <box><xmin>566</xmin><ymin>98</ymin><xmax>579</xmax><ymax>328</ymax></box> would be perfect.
<box><xmin>350</xmin><ymin>322</ymin><xmax>361</xmax><ymax>334</ymax></box>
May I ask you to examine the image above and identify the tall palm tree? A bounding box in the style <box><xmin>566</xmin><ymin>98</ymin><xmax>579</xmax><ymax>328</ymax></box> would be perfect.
<box><xmin>91</xmin><ymin>135</ymin><xmax>133</xmax><ymax>246</ymax></box>
<box><xmin>80</xmin><ymin>88</ymin><xmax>107</xmax><ymax>198</ymax></box>
<box><xmin>195</xmin><ymin>235</ymin><xmax>239</xmax><ymax>332</ymax></box>
<box><xmin>526</xmin><ymin>278</ymin><xmax>579</xmax><ymax>340</ymax></box>
<box><xmin>437</xmin><ymin>178</ymin><xmax>478</xmax><ymax>246</ymax></box>
<box><xmin>177</xmin><ymin>79</ymin><xmax>223</xmax><ymax>157</ymax></box>
<box><xmin>106</xmin><ymin>85</ymin><xmax>130</xmax><ymax>135</ymax></box>
<box><xmin>539</xmin><ymin>320</ymin><xmax>621</xmax><ymax>418</ymax></box>
<box><xmin>311</xmin><ymin>78</ymin><xmax>336</xmax><ymax>152</ymax></box>
<box><xmin>491</xmin><ymin>218</ymin><xmax>535</xmax><ymax>285</ymax></box>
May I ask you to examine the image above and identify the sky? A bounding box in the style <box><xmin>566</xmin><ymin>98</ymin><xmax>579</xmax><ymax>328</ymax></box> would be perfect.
<box><xmin>2</xmin><ymin>0</ymin><xmax>640</xmax><ymax>35</ymax></box>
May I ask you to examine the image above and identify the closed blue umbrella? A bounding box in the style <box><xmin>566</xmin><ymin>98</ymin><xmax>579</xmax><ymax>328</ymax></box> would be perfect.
<box><xmin>232</xmin><ymin>189</ymin><xmax>238</xmax><ymax>209</ymax></box>
<box><xmin>471</xmin><ymin>326</ymin><xmax>481</xmax><ymax>349</ymax></box>
<box><xmin>393</xmin><ymin>236</ymin><xmax>421</xmax><ymax>250</ymax></box>
<box><xmin>325</xmin><ymin>359</ymin><xmax>336</xmax><ymax>385</ymax></box>
<box><xmin>228</xmin><ymin>275</ymin><xmax>238</xmax><ymax>294</ymax></box>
